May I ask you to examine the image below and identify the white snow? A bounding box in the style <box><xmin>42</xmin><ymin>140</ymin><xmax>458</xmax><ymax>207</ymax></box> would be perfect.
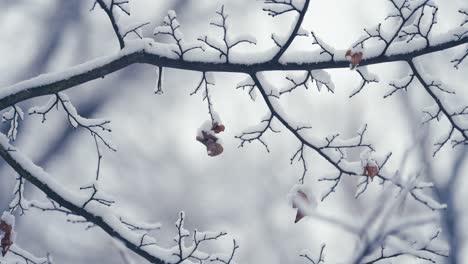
<box><xmin>1</xmin><ymin>211</ymin><xmax>15</xmax><ymax>227</ymax></box>
<box><xmin>0</xmin><ymin>134</ymin><xmax>183</xmax><ymax>262</ymax></box>
<box><xmin>311</xmin><ymin>70</ymin><xmax>335</xmax><ymax>92</ymax></box>
<box><xmin>29</xmin><ymin>96</ymin><xmax>57</xmax><ymax>116</ymax></box>
<box><xmin>2</xmin><ymin>106</ymin><xmax>24</xmax><ymax>141</ymax></box>
<box><xmin>412</xmin><ymin>189</ymin><xmax>447</xmax><ymax>210</ymax></box>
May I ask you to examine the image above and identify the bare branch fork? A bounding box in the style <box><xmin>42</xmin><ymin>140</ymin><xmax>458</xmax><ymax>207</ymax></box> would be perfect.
<box><xmin>407</xmin><ymin>60</ymin><xmax>468</xmax><ymax>155</ymax></box>
<box><xmin>28</xmin><ymin>92</ymin><xmax>115</xmax><ymax>181</ymax></box>
<box><xmin>0</xmin><ymin>133</ymin><xmax>235</xmax><ymax>264</ymax></box>
<box><xmin>300</xmin><ymin>244</ymin><xmax>326</xmax><ymax>264</ymax></box>
<box><xmin>191</xmin><ymin>72</ymin><xmax>217</xmax><ymax>125</ymax></box>
<box><xmin>198</xmin><ymin>5</ymin><xmax>256</xmax><ymax>63</ymax></box>
<box><xmin>91</xmin><ymin>0</ymin><xmax>129</xmax><ymax>49</ymax></box>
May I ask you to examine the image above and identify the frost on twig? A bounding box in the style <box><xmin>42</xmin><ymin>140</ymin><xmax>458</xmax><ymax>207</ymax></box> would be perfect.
<box><xmin>235</xmin><ymin>113</ymin><xmax>279</xmax><ymax>153</ymax></box>
<box><xmin>2</xmin><ymin>105</ymin><xmax>24</xmax><ymax>142</ymax></box>
<box><xmin>265</xmin><ymin>0</ymin><xmax>311</xmax><ymax>62</ymax></box>
<box><xmin>0</xmin><ymin>1</ymin><xmax>466</xmax><ymax>263</ymax></box>
<box><xmin>398</xmin><ymin>4</ymin><xmax>438</xmax><ymax>48</ymax></box>
<box><xmin>352</xmin><ymin>0</ymin><xmax>438</xmax><ymax>56</ymax></box>
<box><xmin>279</xmin><ymin>70</ymin><xmax>335</xmax><ymax>95</ymax></box>
<box><xmin>0</xmin><ymin>135</ymin><xmax>236</xmax><ymax>264</ymax></box>
<box><xmin>198</xmin><ymin>5</ymin><xmax>256</xmax><ymax>63</ymax></box>
<box><xmin>348</xmin><ymin>67</ymin><xmax>379</xmax><ymax>98</ymax></box>
<box><xmin>7</xmin><ymin>245</ymin><xmax>50</xmax><ymax>264</ymax></box>
<box><xmin>236</xmin><ymin>77</ymin><xmax>257</xmax><ymax>101</ymax></box>
<box><xmin>350</xmin><ymin>167</ymin><xmax>446</xmax><ymax>264</ymax></box>
<box><xmin>123</xmin><ymin>22</ymin><xmax>150</xmax><ymax>39</ymax></box>
<box><xmin>310</xmin><ymin>31</ymin><xmax>335</xmax><ymax>60</ymax></box>
<box><xmin>384</xmin><ymin>72</ymin><xmax>415</xmax><ymax>98</ymax></box>
<box><xmin>91</xmin><ymin>0</ymin><xmax>132</xmax><ymax>49</ymax></box>
<box><xmin>451</xmin><ymin>9</ymin><xmax>468</xmax><ymax>68</ymax></box>
<box><xmin>211</xmin><ymin>239</ymin><xmax>239</xmax><ymax>264</ymax></box>
<box><xmin>80</xmin><ymin>182</ymin><xmax>115</xmax><ymax>208</ymax></box>
<box><xmin>290</xmin><ymin>143</ymin><xmax>310</xmax><ymax>184</ymax></box>
<box><xmin>248</xmin><ymin>74</ymin><xmax>438</xmax><ymax>209</ymax></box>
<box><xmin>171</xmin><ymin>212</ymin><xmax>236</xmax><ymax>263</ymax></box>
<box><xmin>154</xmin><ymin>10</ymin><xmax>204</xmax><ymax>60</ymax></box>
<box><xmin>191</xmin><ymin>72</ymin><xmax>218</xmax><ymax>125</ymax></box>
<box><xmin>9</xmin><ymin>175</ymin><xmax>28</xmax><ymax>215</ymax></box>
<box><xmin>29</xmin><ymin>93</ymin><xmax>115</xmax><ymax>180</ymax></box>
<box><xmin>262</xmin><ymin>0</ymin><xmax>301</xmax><ymax>17</ymax></box>
<box><xmin>300</xmin><ymin>244</ymin><xmax>326</xmax><ymax>264</ymax></box>
<box><xmin>408</xmin><ymin>61</ymin><xmax>468</xmax><ymax>156</ymax></box>
<box><xmin>362</xmin><ymin>229</ymin><xmax>448</xmax><ymax>263</ymax></box>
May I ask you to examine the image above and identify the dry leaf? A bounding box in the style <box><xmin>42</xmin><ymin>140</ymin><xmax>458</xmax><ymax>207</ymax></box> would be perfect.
<box><xmin>196</xmin><ymin>130</ymin><xmax>224</xmax><ymax>157</ymax></box>
<box><xmin>0</xmin><ymin>220</ymin><xmax>13</xmax><ymax>256</ymax></box>
<box><xmin>363</xmin><ymin>164</ymin><xmax>379</xmax><ymax>181</ymax></box>
<box><xmin>207</xmin><ymin>142</ymin><xmax>224</xmax><ymax>156</ymax></box>
<box><xmin>345</xmin><ymin>49</ymin><xmax>364</xmax><ymax>69</ymax></box>
<box><xmin>212</xmin><ymin>123</ymin><xmax>225</xmax><ymax>134</ymax></box>
<box><xmin>292</xmin><ymin>190</ymin><xmax>309</xmax><ymax>223</ymax></box>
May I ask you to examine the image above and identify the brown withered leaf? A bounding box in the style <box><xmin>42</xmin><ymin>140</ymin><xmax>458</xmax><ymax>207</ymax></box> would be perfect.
<box><xmin>292</xmin><ymin>190</ymin><xmax>309</xmax><ymax>223</ymax></box>
<box><xmin>346</xmin><ymin>50</ymin><xmax>363</xmax><ymax>69</ymax></box>
<box><xmin>211</xmin><ymin>123</ymin><xmax>225</xmax><ymax>134</ymax></box>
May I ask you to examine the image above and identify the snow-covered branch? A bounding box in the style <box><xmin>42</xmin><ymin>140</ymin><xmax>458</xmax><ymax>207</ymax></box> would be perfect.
<box><xmin>0</xmin><ymin>32</ymin><xmax>466</xmax><ymax>112</ymax></box>
<box><xmin>0</xmin><ymin>134</ymin><xmax>235</xmax><ymax>264</ymax></box>
<box><xmin>91</xmin><ymin>0</ymin><xmax>131</xmax><ymax>49</ymax></box>
<box><xmin>408</xmin><ymin>60</ymin><xmax>468</xmax><ymax>156</ymax></box>
<box><xmin>249</xmin><ymin>74</ymin><xmax>442</xmax><ymax>209</ymax></box>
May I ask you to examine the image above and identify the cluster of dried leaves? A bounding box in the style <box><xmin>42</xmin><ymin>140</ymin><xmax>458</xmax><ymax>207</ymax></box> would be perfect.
<box><xmin>0</xmin><ymin>220</ymin><xmax>13</xmax><ymax>257</ymax></box>
<box><xmin>196</xmin><ymin>122</ymin><xmax>225</xmax><ymax>157</ymax></box>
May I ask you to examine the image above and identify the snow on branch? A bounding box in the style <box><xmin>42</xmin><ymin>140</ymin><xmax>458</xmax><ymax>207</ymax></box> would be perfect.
<box><xmin>290</xmin><ymin>143</ymin><xmax>310</xmax><ymax>184</ymax></box>
<box><xmin>267</xmin><ymin>0</ymin><xmax>311</xmax><ymax>62</ymax></box>
<box><xmin>8</xmin><ymin>244</ymin><xmax>50</xmax><ymax>264</ymax></box>
<box><xmin>362</xmin><ymin>229</ymin><xmax>448</xmax><ymax>263</ymax></box>
<box><xmin>0</xmin><ymin>31</ymin><xmax>466</xmax><ymax>113</ymax></box>
<box><xmin>235</xmin><ymin>113</ymin><xmax>280</xmax><ymax>153</ymax></box>
<box><xmin>91</xmin><ymin>0</ymin><xmax>132</xmax><ymax>49</ymax></box>
<box><xmin>9</xmin><ymin>175</ymin><xmax>28</xmax><ymax>215</ymax></box>
<box><xmin>279</xmin><ymin>70</ymin><xmax>335</xmax><ymax>95</ymax></box>
<box><xmin>310</xmin><ymin>31</ymin><xmax>335</xmax><ymax>61</ymax></box>
<box><xmin>353</xmin><ymin>0</ymin><xmax>437</xmax><ymax>56</ymax></box>
<box><xmin>211</xmin><ymin>239</ymin><xmax>239</xmax><ymax>264</ymax></box>
<box><xmin>171</xmin><ymin>212</ymin><xmax>236</xmax><ymax>263</ymax></box>
<box><xmin>190</xmin><ymin>72</ymin><xmax>218</xmax><ymax>125</ymax></box>
<box><xmin>1</xmin><ymin>105</ymin><xmax>24</xmax><ymax>142</ymax></box>
<box><xmin>236</xmin><ymin>77</ymin><xmax>258</xmax><ymax>101</ymax></box>
<box><xmin>0</xmin><ymin>134</ymin><xmax>236</xmax><ymax>264</ymax></box>
<box><xmin>399</xmin><ymin>4</ymin><xmax>438</xmax><ymax>48</ymax></box>
<box><xmin>349</xmin><ymin>67</ymin><xmax>380</xmax><ymax>98</ymax></box>
<box><xmin>350</xmin><ymin>170</ymin><xmax>445</xmax><ymax>264</ymax></box>
<box><xmin>0</xmin><ymin>2</ymin><xmax>466</xmax><ymax>263</ymax></box>
<box><xmin>300</xmin><ymin>244</ymin><xmax>326</xmax><ymax>264</ymax></box>
<box><xmin>29</xmin><ymin>93</ymin><xmax>114</xmax><ymax>180</ymax></box>
<box><xmin>262</xmin><ymin>0</ymin><xmax>302</xmax><ymax>17</ymax></box>
<box><xmin>408</xmin><ymin>60</ymin><xmax>468</xmax><ymax>156</ymax></box>
<box><xmin>249</xmin><ymin>74</ymin><xmax>442</xmax><ymax>210</ymax></box>
<box><xmin>450</xmin><ymin>9</ymin><xmax>468</xmax><ymax>68</ymax></box>
<box><xmin>384</xmin><ymin>71</ymin><xmax>415</xmax><ymax>98</ymax></box>
<box><xmin>123</xmin><ymin>22</ymin><xmax>150</xmax><ymax>40</ymax></box>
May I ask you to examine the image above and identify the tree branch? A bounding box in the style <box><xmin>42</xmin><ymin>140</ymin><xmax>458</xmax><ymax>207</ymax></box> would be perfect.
<box><xmin>270</xmin><ymin>0</ymin><xmax>310</xmax><ymax>62</ymax></box>
<box><xmin>0</xmin><ymin>35</ymin><xmax>466</xmax><ymax>112</ymax></box>
<box><xmin>0</xmin><ymin>134</ymin><xmax>167</xmax><ymax>264</ymax></box>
